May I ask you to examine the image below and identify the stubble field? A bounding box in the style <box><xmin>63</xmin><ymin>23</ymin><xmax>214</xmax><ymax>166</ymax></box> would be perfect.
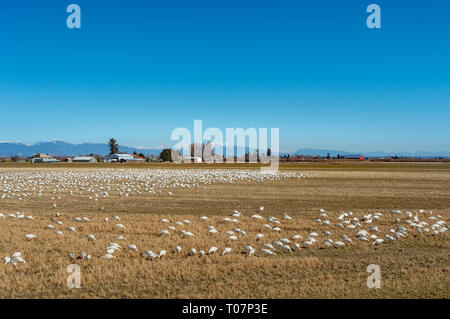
<box><xmin>0</xmin><ymin>162</ymin><xmax>449</xmax><ymax>298</ymax></box>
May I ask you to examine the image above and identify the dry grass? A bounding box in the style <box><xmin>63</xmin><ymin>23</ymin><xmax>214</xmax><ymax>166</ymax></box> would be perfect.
<box><xmin>0</xmin><ymin>162</ymin><xmax>449</xmax><ymax>298</ymax></box>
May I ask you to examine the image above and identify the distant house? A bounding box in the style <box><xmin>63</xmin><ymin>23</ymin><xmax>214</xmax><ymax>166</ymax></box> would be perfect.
<box><xmin>103</xmin><ymin>153</ymin><xmax>145</xmax><ymax>163</ymax></box>
<box><xmin>73</xmin><ymin>156</ymin><xmax>97</xmax><ymax>163</ymax></box>
<box><xmin>32</xmin><ymin>153</ymin><xmax>59</xmax><ymax>163</ymax></box>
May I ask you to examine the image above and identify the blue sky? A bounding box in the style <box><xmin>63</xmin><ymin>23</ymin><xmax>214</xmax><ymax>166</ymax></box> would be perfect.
<box><xmin>0</xmin><ymin>0</ymin><xmax>449</xmax><ymax>153</ymax></box>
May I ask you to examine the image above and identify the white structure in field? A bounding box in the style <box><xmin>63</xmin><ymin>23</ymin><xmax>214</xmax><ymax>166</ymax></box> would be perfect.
<box><xmin>73</xmin><ymin>156</ymin><xmax>97</xmax><ymax>163</ymax></box>
<box><xmin>103</xmin><ymin>153</ymin><xmax>145</xmax><ymax>163</ymax></box>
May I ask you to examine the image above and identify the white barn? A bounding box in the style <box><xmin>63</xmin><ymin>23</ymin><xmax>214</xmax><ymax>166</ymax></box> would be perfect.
<box><xmin>73</xmin><ymin>156</ymin><xmax>97</xmax><ymax>163</ymax></box>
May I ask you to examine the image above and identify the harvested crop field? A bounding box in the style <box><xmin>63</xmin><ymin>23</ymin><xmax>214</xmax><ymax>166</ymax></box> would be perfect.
<box><xmin>0</xmin><ymin>162</ymin><xmax>449</xmax><ymax>298</ymax></box>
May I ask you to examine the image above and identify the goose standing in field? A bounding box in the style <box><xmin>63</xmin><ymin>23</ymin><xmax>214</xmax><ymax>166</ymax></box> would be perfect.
<box><xmin>273</xmin><ymin>241</ymin><xmax>283</xmax><ymax>249</ymax></box>
<box><xmin>208</xmin><ymin>228</ymin><xmax>218</xmax><ymax>235</ymax></box>
<box><xmin>302</xmin><ymin>240</ymin><xmax>313</xmax><ymax>247</ymax></box>
<box><xmin>263</xmin><ymin>243</ymin><xmax>275</xmax><ymax>250</ymax></box>
<box><xmin>208</xmin><ymin>247</ymin><xmax>218</xmax><ymax>255</ymax></box>
<box><xmin>127</xmin><ymin>245</ymin><xmax>138</xmax><ymax>252</ymax></box>
<box><xmin>107</xmin><ymin>246</ymin><xmax>119</xmax><ymax>254</ymax></box>
<box><xmin>340</xmin><ymin>235</ymin><xmax>352</xmax><ymax>244</ymax></box>
<box><xmin>145</xmin><ymin>250</ymin><xmax>158</xmax><ymax>260</ymax></box>
<box><xmin>322</xmin><ymin>240</ymin><xmax>333</xmax><ymax>247</ymax></box>
<box><xmin>261</xmin><ymin>248</ymin><xmax>275</xmax><ymax>255</ymax></box>
<box><xmin>222</xmin><ymin>247</ymin><xmax>232</xmax><ymax>255</ymax></box>
<box><xmin>255</xmin><ymin>233</ymin><xmax>264</xmax><ymax>241</ymax></box>
<box><xmin>334</xmin><ymin>241</ymin><xmax>345</xmax><ymax>247</ymax></box>
<box><xmin>243</xmin><ymin>246</ymin><xmax>255</xmax><ymax>256</ymax></box>
<box><xmin>373</xmin><ymin>238</ymin><xmax>384</xmax><ymax>245</ymax></box>
<box><xmin>102</xmin><ymin>253</ymin><xmax>116</xmax><ymax>260</ymax></box>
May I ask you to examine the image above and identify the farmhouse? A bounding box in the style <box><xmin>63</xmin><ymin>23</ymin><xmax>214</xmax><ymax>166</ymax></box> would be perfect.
<box><xmin>31</xmin><ymin>153</ymin><xmax>59</xmax><ymax>163</ymax></box>
<box><xmin>103</xmin><ymin>153</ymin><xmax>145</xmax><ymax>163</ymax></box>
<box><xmin>73</xmin><ymin>156</ymin><xmax>97</xmax><ymax>163</ymax></box>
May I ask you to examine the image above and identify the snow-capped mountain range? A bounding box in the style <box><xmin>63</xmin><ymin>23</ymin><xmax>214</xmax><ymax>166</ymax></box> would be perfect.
<box><xmin>0</xmin><ymin>141</ymin><xmax>448</xmax><ymax>158</ymax></box>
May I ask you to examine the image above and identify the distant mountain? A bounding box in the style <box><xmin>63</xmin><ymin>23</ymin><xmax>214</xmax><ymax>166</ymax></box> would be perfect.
<box><xmin>0</xmin><ymin>141</ymin><xmax>448</xmax><ymax>158</ymax></box>
<box><xmin>0</xmin><ymin>141</ymin><xmax>162</xmax><ymax>157</ymax></box>
<box><xmin>292</xmin><ymin>148</ymin><xmax>350</xmax><ymax>157</ymax></box>
<box><xmin>292</xmin><ymin>148</ymin><xmax>450</xmax><ymax>158</ymax></box>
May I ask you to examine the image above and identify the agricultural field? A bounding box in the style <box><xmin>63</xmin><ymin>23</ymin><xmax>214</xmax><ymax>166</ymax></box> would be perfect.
<box><xmin>0</xmin><ymin>162</ymin><xmax>449</xmax><ymax>298</ymax></box>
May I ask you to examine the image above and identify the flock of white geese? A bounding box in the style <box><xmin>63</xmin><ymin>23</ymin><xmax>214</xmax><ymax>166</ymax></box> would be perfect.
<box><xmin>2</xmin><ymin>205</ymin><xmax>448</xmax><ymax>268</ymax></box>
<box><xmin>0</xmin><ymin>168</ymin><xmax>314</xmax><ymax>201</ymax></box>
<box><xmin>0</xmin><ymin>168</ymin><xmax>448</xmax><ymax>269</ymax></box>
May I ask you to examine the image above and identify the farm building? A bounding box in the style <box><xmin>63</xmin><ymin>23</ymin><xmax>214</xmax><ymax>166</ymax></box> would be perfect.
<box><xmin>31</xmin><ymin>153</ymin><xmax>59</xmax><ymax>163</ymax></box>
<box><xmin>73</xmin><ymin>156</ymin><xmax>97</xmax><ymax>163</ymax></box>
<box><xmin>345</xmin><ymin>154</ymin><xmax>364</xmax><ymax>160</ymax></box>
<box><xmin>103</xmin><ymin>153</ymin><xmax>145</xmax><ymax>163</ymax></box>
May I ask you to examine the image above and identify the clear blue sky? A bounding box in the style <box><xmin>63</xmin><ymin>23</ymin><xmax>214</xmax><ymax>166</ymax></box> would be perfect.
<box><xmin>0</xmin><ymin>0</ymin><xmax>449</xmax><ymax>153</ymax></box>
